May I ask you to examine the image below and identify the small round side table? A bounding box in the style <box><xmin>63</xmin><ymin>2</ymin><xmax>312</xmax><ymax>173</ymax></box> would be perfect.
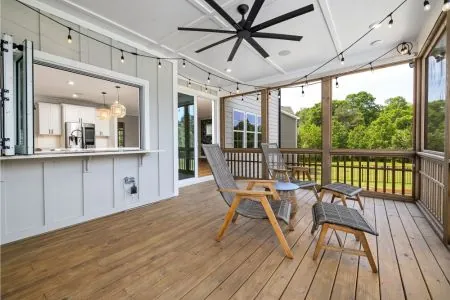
<box><xmin>275</xmin><ymin>181</ymin><xmax>300</xmax><ymax>217</ymax></box>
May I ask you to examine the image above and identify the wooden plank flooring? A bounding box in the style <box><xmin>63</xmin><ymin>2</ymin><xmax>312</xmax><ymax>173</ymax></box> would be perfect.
<box><xmin>2</xmin><ymin>181</ymin><xmax>450</xmax><ymax>299</ymax></box>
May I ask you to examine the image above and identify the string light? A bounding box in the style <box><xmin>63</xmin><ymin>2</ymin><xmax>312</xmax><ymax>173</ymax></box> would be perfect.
<box><xmin>335</xmin><ymin>77</ymin><xmax>339</xmax><ymax>88</ymax></box>
<box><xmin>340</xmin><ymin>53</ymin><xmax>345</xmax><ymax>65</ymax></box>
<box><xmin>120</xmin><ymin>50</ymin><xmax>125</xmax><ymax>63</ymax></box>
<box><xmin>182</xmin><ymin>59</ymin><xmax>186</xmax><ymax>68</ymax></box>
<box><xmin>15</xmin><ymin>0</ymin><xmax>413</xmax><ymax>93</ymax></box>
<box><xmin>370</xmin><ymin>62</ymin><xmax>374</xmax><ymax>72</ymax></box>
<box><xmin>424</xmin><ymin>1</ymin><xmax>431</xmax><ymax>10</ymax></box>
<box><xmin>388</xmin><ymin>14</ymin><xmax>393</xmax><ymax>28</ymax></box>
<box><xmin>207</xmin><ymin>73</ymin><xmax>211</xmax><ymax>84</ymax></box>
<box><xmin>444</xmin><ymin>0</ymin><xmax>450</xmax><ymax>11</ymax></box>
<box><xmin>278</xmin><ymin>89</ymin><xmax>281</xmax><ymax>100</ymax></box>
<box><xmin>67</xmin><ymin>28</ymin><xmax>72</xmax><ymax>44</ymax></box>
<box><xmin>236</xmin><ymin>83</ymin><xmax>240</xmax><ymax>93</ymax></box>
<box><xmin>256</xmin><ymin>94</ymin><xmax>259</xmax><ymax>101</ymax></box>
<box><xmin>301</xmin><ymin>85</ymin><xmax>305</xmax><ymax>96</ymax></box>
<box><xmin>205</xmin><ymin>85</ymin><xmax>208</xmax><ymax>92</ymax></box>
<box><xmin>241</xmin><ymin>96</ymin><xmax>244</xmax><ymax>101</ymax></box>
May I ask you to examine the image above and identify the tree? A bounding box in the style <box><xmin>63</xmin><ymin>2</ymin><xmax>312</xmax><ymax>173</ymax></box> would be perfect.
<box><xmin>298</xmin><ymin>123</ymin><xmax>321</xmax><ymax>148</ymax></box>
<box><xmin>345</xmin><ymin>91</ymin><xmax>381</xmax><ymax>125</ymax></box>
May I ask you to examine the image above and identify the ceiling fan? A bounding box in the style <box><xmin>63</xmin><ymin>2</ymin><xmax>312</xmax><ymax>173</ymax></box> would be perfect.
<box><xmin>178</xmin><ymin>0</ymin><xmax>314</xmax><ymax>62</ymax></box>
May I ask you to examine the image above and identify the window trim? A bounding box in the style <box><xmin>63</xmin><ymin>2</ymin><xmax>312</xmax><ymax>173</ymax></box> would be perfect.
<box><xmin>232</xmin><ymin>109</ymin><xmax>261</xmax><ymax>149</ymax></box>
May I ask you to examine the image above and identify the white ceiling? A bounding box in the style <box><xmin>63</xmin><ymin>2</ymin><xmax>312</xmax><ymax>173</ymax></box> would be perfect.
<box><xmin>34</xmin><ymin>64</ymin><xmax>140</xmax><ymax>115</ymax></box>
<box><xmin>56</xmin><ymin>0</ymin><xmax>438</xmax><ymax>89</ymax></box>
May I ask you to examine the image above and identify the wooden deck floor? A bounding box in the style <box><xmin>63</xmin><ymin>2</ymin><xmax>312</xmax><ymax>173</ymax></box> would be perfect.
<box><xmin>2</xmin><ymin>181</ymin><xmax>450</xmax><ymax>299</ymax></box>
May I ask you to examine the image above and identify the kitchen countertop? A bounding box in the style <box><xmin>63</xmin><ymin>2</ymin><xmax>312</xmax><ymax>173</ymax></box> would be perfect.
<box><xmin>0</xmin><ymin>148</ymin><xmax>164</xmax><ymax>160</ymax></box>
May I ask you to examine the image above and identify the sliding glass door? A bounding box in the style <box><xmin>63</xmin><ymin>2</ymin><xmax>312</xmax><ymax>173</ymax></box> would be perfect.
<box><xmin>178</xmin><ymin>93</ymin><xmax>195</xmax><ymax>180</ymax></box>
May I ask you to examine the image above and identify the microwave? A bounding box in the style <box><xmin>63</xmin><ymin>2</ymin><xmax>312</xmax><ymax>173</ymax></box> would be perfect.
<box><xmin>82</xmin><ymin>123</ymin><xmax>95</xmax><ymax>148</ymax></box>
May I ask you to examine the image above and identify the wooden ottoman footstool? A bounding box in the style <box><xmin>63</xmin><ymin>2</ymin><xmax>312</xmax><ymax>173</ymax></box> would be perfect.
<box><xmin>311</xmin><ymin>202</ymin><xmax>379</xmax><ymax>273</ymax></box>
<box><xmin>319</xmin><ymin>182</ymin><xmax>364</xmax><ymax>210</ymax></box>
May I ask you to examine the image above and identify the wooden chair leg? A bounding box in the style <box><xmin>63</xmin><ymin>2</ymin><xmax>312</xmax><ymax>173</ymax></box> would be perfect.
<box><xmin>354</xmin><ymin>233</ymin><xmax>360</xmax><ymax>241</ymax></box>
<box><xmin>260</xmin><ymin>197</ymin><xmax>294</xmax><ymax>259</ymax></box>
<box><xmin>319</xmin><ymin>189</ymin><xmax>326</xmax><ymax>202</ymax></box>
<box><xmin>356</xmin><ymin>194</ymin><xmax>364</xmax><ymax>210</ymax></box>
<box><xmin>313</xmin><ymin>224</ymin><xmax>328</xmax><ymax>260</ymax></box>
<box><xmin>312</xmin><ymin>186</ymin><xmax>320</xmax><ymax>201</ymax></box>
<box><xmin>359</xmin><ymin>232</ymin><xmax>377</xmax><ymax>273</ymax></box>
<box><xmin>331</xmin><ymin>194</ymin><xmax>335</xmax><ymax>203</ymax></box>
<box><xmin>232</xmin><ymin>214</ymin><xmax>238</xmax><ymax>224</ymax></box>
<box><xmin>216</xmin><ymin>196</ymin><xmax>241</xmax><ymax>241</ymax></box>
<box><xmin>340</xmin><ymin>195</ymin><xmax>347</xmax><ymax>207</ymax></box>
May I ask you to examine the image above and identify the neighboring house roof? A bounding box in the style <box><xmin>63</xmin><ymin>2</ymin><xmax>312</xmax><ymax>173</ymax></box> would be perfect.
<box><xmin>281</xmin><ymin>106</ymin><xmax>299</xmax><ymax>120</ymax></box>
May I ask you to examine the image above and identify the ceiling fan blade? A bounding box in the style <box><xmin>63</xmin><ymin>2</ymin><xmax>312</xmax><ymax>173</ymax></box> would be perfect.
<box><xmin>228</xmin><ymin>37</ymin><xmax>243</xmax><ymax>61</ymax></box>
<box><xmin>251</xmin><ymin>4</ymin><xmax>314</xmax><ymax>32</ymax></box>
<box><xmin>252</xmin><ymin>32</ymin><xmax>303</xmax><ymax>41</ymax></box>
<box><xmin>196</xmin><ymin>35</ymin><xmax>237</xmax><ymax>53</ymax></box>
<box><xmin>178</xmin><ymin>27</ymin><xmax>236</xmax><ymax>34</ymax></box>
<box><xmin>244</xmin><ymin>0</ymin><xmax>265</xmax><ymax>29</ymax></box>
<box><xmin>245</xmin><ymin>37</ymin><xmax>269</xmax><ymax>58</ymax></box>
<box><xmin>204</xmin><ymin>0</ymin><xmax>242</xmax><ymax>30</ymax></box>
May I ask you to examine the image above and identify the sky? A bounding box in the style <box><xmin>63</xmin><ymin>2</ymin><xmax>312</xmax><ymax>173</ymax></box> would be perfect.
<box><xmin>281</xmin><ymin>63</ymin><xmax>414</xmax><ymax>113</ymax></box>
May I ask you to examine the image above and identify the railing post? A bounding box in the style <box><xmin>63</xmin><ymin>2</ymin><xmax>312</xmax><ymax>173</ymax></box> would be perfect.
<box><xmin>322</xmin><ymin>77</ymin><xmax>332</xmax><ymax>185</ymax></box>
<box><xmin>261</xmin><ymin>89</ymin><xmax>269</xmax><ymax>178</ymax></box>
<box><xmin>443</xmin><ymin>11</ymin><xmax>450</xmax><ymax>244</ymax></box>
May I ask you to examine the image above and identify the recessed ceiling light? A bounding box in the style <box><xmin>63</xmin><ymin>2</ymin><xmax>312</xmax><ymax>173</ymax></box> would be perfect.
<box><xmin>72</xmin><ymin>93</ymin><xmax>78</xmax><ymax>98</ymax></box>
<box><xmin>278</xmin><ymin>50</ymin><xmax>291</xmax><ymax>56</ymax></box>
<box><xmin>67</xmin><ymin>80</ymin><xmax>74</xmax><ymax>85</ymax></box>
<box><xmin>370</xmin><ymin>40</ymin><xmax>383</xmax><ymax>46</ymax></box>
<box><xmin>369</xmin><ymin>22</ymin><xmax>382</xmax><ymax>30</ymax></box>
<box><xmin>225</xmin><ymin>68</ymin><xmax>232</xmax><ymax>73</ymax></box>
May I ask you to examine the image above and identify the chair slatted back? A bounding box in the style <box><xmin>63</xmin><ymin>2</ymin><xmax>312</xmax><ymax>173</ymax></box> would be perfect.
<box><xmin>261</xmin><ymin>143</ymin><xmax>287</xmax><ymax>180</ymax></box>
<box><xmin>202</xmin><ymin>144</ymin><xmax>237</xmax><ymax>206</ymax></box>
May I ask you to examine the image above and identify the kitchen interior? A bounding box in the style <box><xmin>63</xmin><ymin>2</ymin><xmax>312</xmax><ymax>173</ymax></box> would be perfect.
<box><xmin>34</xmin><ymin>64</ymin><xmax>140</xmax><ymax>153</ymax></box>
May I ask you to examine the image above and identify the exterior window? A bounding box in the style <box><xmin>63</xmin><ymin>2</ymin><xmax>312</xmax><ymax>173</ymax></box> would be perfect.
<box><xmin>246</xmin><ymin>113</ymin><xmax>256</xmax><ymax>148</ymax></box>
<box><xmin>425</xmin><ymin>33</ymin><xmax>446</xmax><ymax>152</ymax></box>
<box><xmin>233</xmin><ymin>110</ymin><xmax>245</xmax><ymax>148</ymax></box>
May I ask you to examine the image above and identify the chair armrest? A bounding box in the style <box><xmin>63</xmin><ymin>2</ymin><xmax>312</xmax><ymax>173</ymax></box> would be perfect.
<box><xmin>238</xmin><ymin>179</ymin><xmax>277</xmax><ymax>183</ymax></box>
<box><xmin>217</xmin><ymin>188</ymin><xmax>275</xmax><ymax>196</ymax></box>
<box><xmin>289</xmin><ymin>166</ymin><xmax>310</xmax><ymax>172</ymax></box>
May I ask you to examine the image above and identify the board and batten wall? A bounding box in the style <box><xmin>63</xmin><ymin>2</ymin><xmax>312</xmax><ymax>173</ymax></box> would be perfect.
<box><xmin>224</xmin><ymin>94</ymin><xmax>279</xmax><ymax>148</ymax></box>
<box><xmin>0</xmin><ymin>0</ymin><xmax>177</xmax><ymax>244</ymax></box>
<box><xmin>280</xmin><ymin>113</ymin><xmax>298</xmax><ymax>148</ymax></box>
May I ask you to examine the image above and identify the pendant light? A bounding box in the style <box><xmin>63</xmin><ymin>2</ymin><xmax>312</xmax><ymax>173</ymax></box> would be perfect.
<box><xmin>444</xmin><ymin>0</ymin><xmax>450</xmax><ymax>11</ymax></box>
<box><xmin>97</xmin><ymin>92</ymin><xmax>111</xmax><ymax>120</ymax></box>
<box><xmin>110</xmin><ymin>86</ymin><xmax>126</xmax><ymax>118</ymax></box>
<box><xmin>424</xmin><ymin>1</ymin><xmax>431</xmax><ymax>11</ymax></box>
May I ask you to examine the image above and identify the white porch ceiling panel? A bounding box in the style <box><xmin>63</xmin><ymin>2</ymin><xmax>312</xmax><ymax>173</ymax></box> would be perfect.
<box><xmin>63</xmin><ymin>0</ymin><xmax>432</xmax><ymax>86</ymax></box>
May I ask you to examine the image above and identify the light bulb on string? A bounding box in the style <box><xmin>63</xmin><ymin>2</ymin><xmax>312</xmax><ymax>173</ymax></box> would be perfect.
<box><xmin>370</xmin><ymin>63</ymin><xmax>374</xmax><ymax>73</ymax></box>
<box><xmin>182</xmin><ymin>59</ymin><xmax>186</xmax><ymax>68</ymax></box>
<box><xmin>236</xmin><ymin>83</ymin><xmax>240</xmax><ymax>93</ymax></box>
<box><xmin>335</xmin><ymin>77</ymin><xmax>339</xmax><ymax>88</ymax></box>
<box><xmin>120</xmin><ymin>50</ymin><xmax>125</xmax><ymax>63</ymax></box>
<box><xmin>278</xmin><ymin>89</ymin><xmax>281</xmax><ymax>100</ymax></box>
<box><xmin>256</xmin><ymin>94</ymin><xmax>259</xmax><ymax>101</ymax></box>
<box><xmin>207</xmin><ymin>73</ymin><xmax>211</xmax><ymax>84</ymax></box>
<box><xmin>158</xmin><ymin>59</ymin><xmax>162</xmax><ymax>68</ymax></box>
<box><xmin>241</xmin><ymin>96</ymin><xmax>244</xmax><ymax>101</ymax></box>
<box><xmin>301</xmin><ymin>85</ymin><xmax>305</xmax><ymax>96</ymax></box>
<box><xmin>205</xmin><ymin>85</ymin><xmax>208</xmax><ymax>92</ymax></box>
<box><xmin>424</xmin><ymin>1</ymin><xmax>431</xmax><ymax>11</ymax></box>
<box><xmin>388</xmin><ymin>14</ymin><xmax>393</xmax><ymax>28</ymax></box>
<box><xmin>67</xmin><ymin>28</ymin><xmax>72</xmax><ymax>44</ymax></box>
<box><xmin>340</xmin><ymin>53</ymin><xmax>345</xmax><ymax>65</ymax></box>
<box><xmin>444</xmin><ymin>0</ymin><xmax>450</xmax><ymax>11</ymax></box>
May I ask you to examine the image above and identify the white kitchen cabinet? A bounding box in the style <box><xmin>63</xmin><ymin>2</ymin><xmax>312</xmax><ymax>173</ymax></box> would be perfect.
<box><xmin>96</xmin><ymin>118</ymin><xmax>110</xmax><ymax>137</ymax></box>
<box><xmin>62</xmin><ymin>104</ymin><xmax>96</xmax><ymax>124</ymax></box>
<box><xmin>38</xmin><ymin>102</ymin><xmax>61</xmax><ymax>135</ymax></box>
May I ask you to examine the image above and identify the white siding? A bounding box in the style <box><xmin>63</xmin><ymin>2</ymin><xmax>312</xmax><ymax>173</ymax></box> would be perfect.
<box><xmin>280</xmin><ymin>113</ymin><xmax>298</xmax><ymax>148</ymax></box>
<box><xmin>0</xmin><ymin>0</ymin><xmax>176</xmax><ymax>243</ymax></box>
<box><xmin>269</xmin><ymin>93</ymin><xmax>279</xmax><ymax>145</ymax></box>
